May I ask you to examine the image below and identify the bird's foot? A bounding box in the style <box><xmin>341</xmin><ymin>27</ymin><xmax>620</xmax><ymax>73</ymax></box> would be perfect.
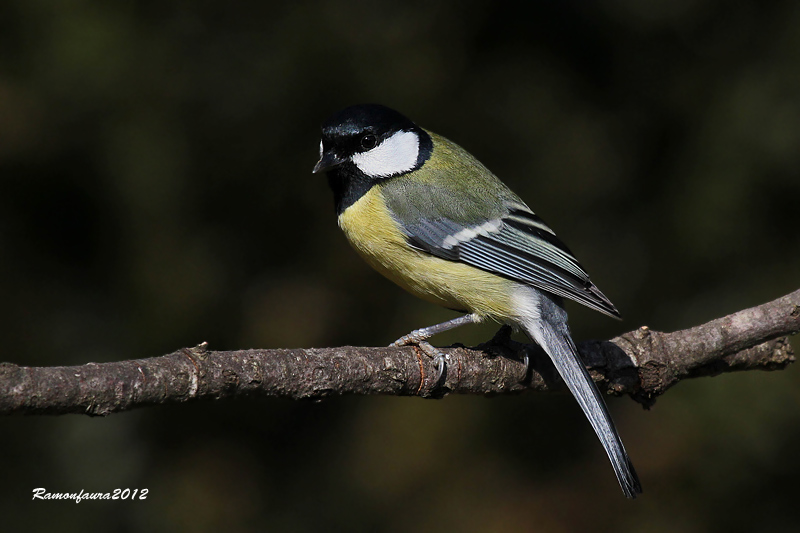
<box><xmin>477</xmin><ymin>325</ymin><xmax>530</xmax><ymax>383</ymax></box>
<box><xmin>391</xmin><ymin>336</ymin><xmax>448</xmax><ymax>389</ymax></box>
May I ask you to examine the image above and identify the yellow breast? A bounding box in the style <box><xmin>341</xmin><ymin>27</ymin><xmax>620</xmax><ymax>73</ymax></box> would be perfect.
<box><xmin>337</xmin><ymin>186</ymin><xmax>517</xmax><ymax>321</ymax></box>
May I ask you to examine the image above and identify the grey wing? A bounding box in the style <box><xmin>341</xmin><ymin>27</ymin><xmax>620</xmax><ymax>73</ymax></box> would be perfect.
<box><xmin>403</xmin><ymin>202</ymin><xmax>621</xmax><ymax>319</ymax></box>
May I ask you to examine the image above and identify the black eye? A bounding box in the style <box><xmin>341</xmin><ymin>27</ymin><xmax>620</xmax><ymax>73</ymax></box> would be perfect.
<box><xmin>360</xmin><ymin>134</ymin><xmax>377</xmax><ymax>150</ymax></box>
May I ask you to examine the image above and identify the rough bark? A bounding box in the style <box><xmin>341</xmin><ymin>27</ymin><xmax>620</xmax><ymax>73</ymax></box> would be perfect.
<box><xmin>1</xmin><ymin>289</ymin><xmax>798</xmax><ymax>416</ymax></box>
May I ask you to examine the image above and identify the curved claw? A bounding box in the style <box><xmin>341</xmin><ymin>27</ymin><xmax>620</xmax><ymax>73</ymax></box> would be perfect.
<box><xmin>390</xmin><ymin>337</ymin><xmax>448</xmax><ymax>388</ymax></box>
<box><xmin>418</xmin><ymin>340</ymin><xmax>447</xmax><ymax>387</ymax></box>
<box><xmin>520</xmin><ymin>350</ymin><xmax>531</xmax><ymax>383</ymax></box>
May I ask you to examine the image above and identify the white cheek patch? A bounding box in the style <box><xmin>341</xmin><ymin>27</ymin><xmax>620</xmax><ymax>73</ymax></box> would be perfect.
<box><xmin>319</xmin><ymin>140</ymin><xmax>323</xmax><ymax>158</ymax></box>
<box><xmin>352</xmin><ymin>130</ymin><xmax>420</xmax><ymax>178</ymax></box>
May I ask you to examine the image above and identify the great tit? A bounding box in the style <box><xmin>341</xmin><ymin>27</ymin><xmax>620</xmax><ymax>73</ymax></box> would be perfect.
<box><xmin>313</xmin><ymin>104</ymin><xmax>642</xmax><ymax>499</ymax></box>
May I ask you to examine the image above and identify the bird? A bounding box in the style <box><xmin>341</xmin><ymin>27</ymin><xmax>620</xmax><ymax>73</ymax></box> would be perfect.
<box><xmin>313</xmin><ymin>103</ymin><xmax>642</xmax><ymax>499</ymax></box>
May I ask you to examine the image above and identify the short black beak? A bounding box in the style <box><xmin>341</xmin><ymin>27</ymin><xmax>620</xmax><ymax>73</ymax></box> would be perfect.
<box><xmin>312</xmin><ymin>151</ymin><xmax>347</xmax><ymax>174</ymax></box>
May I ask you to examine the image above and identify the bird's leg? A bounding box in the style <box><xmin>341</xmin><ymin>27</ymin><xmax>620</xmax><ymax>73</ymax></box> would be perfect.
<box><xmin>391</xmin><ymin>313</ymin><xmax>479</xmax><ymax>387</ymax></box>
<box><xmin>392</xmin><ymin>314</ymin><xmax>479</xmax><ymax>346</ymax></box>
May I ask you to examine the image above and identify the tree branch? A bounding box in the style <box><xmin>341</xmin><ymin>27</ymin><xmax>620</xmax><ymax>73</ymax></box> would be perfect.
<box><xmin>1</xmin><ymin>289</ymin><xmax>798</xmax><ymax>416</ymax></box>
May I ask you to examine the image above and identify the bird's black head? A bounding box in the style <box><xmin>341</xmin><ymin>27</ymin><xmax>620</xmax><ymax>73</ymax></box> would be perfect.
<box><xmin>314</xmin><ymin>104</ymin><xmax>433</xmax><ymax>213</ymax></box>
<box><xmin>313</xmin><ymin>104</ymin><xmax>432</xmax><ymax>178</ymax></box>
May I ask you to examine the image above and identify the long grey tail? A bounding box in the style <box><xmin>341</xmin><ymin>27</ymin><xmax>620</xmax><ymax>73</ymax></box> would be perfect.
<box><xmin>523</xmin><ymin>313</ymin><xmax>642</xmax><ymax>499</ymax></box>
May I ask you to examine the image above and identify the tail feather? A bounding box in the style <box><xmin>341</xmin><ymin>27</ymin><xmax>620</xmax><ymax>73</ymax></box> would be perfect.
<box><xmin>524</xmin><ymin>317</ymin><xmax>642</xmax><ymax>499</ymax></box>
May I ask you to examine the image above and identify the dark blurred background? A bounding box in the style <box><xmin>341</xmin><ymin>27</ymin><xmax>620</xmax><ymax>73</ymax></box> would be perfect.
<box><xmin>1</xmin><ymin>0</ymin><xmax>799</xmax><ymax>531</ymax></box>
